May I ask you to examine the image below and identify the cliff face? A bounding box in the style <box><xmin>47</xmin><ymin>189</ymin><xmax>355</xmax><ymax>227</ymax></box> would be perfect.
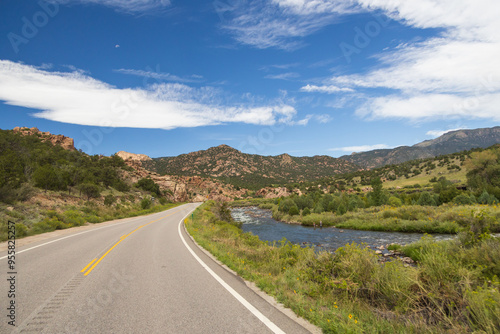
<box><xmin>13</xmin><ymin>127</ymin><xmax>75</xmax><ymax>151</ymax></box>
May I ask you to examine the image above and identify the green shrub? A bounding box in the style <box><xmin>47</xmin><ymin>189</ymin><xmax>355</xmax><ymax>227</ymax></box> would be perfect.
<box><xmin>478</xmin><ymin>191</ymin><xmax>498</xmax><ymax>205</ymax></box>
<box><xmin>453</xmin><ymin>194</ymin><xmax>473</xmax><ymax>205</ymax></box>
<box><xmin>62</xmin><ymin>210</ymin><xmax>85</xmax><ymax>227</ymax></box>
<box><xmin>14</xmin><ymin>223</ymin><xmax>28</xmax><ymax>237</ymax></box>
<box><xmin>104</xmin><ymin>194</ymin><xmax>116</xmax><ymax>206</ymax></box>
<box><xmin>289</xmin><ymin>205</ymin><xmax>299</xmax><ymax>216</ymax></box>
<box><xmin>85</xmin><ymin>215</ymin><xmax>101</xmax><ymax>224</ymax></box>
<box><xmin>302</xmin><ymin>207</ymin><xmax>311</xmax><ymax>216</ymax></box>
<box><xmin>417</xmin><ymin>192</ymin><xmax>437</xmax><ymax>206</ymax></box>
<box><xmin>388</xmin><ymin>196</ymin><xmax>403</xmax><ymax>207</ymax></box>
<box><xmin>141</xmin><ymin>198</ymin><xmax>152</xmax><ymax>210</ymax></box>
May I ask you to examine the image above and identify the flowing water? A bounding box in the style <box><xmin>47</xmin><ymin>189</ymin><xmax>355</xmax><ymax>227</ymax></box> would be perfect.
<box><xmin>231</xmin><ymin>207</ymin><xmax>454</xmax><ymax>252</ymax></box>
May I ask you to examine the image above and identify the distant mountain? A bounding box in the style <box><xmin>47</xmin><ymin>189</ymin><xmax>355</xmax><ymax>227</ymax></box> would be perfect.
<box><xmin>144</xmin><ymin>145</ymin><xmax>359</xmax><ymax>189</ymax></box>
<box><xmin>340</xmin><ymin>126</ymin><xmax>500</xmax><ymax>169</ymax></box>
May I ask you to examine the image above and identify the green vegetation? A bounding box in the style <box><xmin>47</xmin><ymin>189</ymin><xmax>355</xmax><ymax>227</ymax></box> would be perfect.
<box><xmin>186</xmin><ymin>201</ymin><xmax>500</xmax><ymax>333</ymax></box>
<box><xmin>0</xmin><ymin>198</ymin><xmax>180</xmax><ymax>241</ymax></box>
<box><xmin>0</xmin><ymin>129</ymin><xmax>132</xmax><ymax>203</ymax></box>
<box><xmin>290</xmin><ymin>147</ymin><xmax>486</xmax><ymax>195</ymax></box>
<box><xmin>234</xmin><ymin>146</ymin><xmax>500</xmax><ymax>234</ymax></box>
<box><xmin>0</xmin><ymin>129</ymin><xmax>179</xmax><ymax>241</ymax></box>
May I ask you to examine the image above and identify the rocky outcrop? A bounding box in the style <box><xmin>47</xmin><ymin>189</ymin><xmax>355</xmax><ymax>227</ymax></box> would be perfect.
<box><xmin>13</xmin><ymin>127</ymin><xmax>75</xmax><ymax>151</ymax></box>
<box><xmin>121</xmin><ymin>161</ymin><xmax>248</xmax><ymax>203</ymax></box>
<box><xmin>116</xmin><ymin>151</ymin><xmax>152</xmax><ymax>162</ymax></box>
<box><xmin>255</xmin><ymin>187</ymin><xmax>302</xmax><ymax>199</ymax></box>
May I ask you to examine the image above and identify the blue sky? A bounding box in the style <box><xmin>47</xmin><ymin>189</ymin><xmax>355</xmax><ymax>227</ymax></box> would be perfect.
<box><xmin>0</xmin><ymin>0</ymin><xmax>499</xmax><ymax>158</ymax></box>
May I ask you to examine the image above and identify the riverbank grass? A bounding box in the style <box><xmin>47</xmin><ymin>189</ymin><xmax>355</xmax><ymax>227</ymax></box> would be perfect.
<box><xmin>186</xmin><ymin>201</ymin><xmax>500</xmax><ymax>333</ymax></box>
<box><xmin>270</xmin><ymin>203</ymin><xmax>500</xmax><ymax>234</ymax></box>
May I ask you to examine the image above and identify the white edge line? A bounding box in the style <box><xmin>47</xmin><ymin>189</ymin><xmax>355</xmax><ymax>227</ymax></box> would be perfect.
<box><xmin>178</xmin><ymin>209</ymin><xmax>286</xmax><ymax>334</ymax></box>
<box><xmin>0</xmin><ymin>207</ymin><xmax>179</xmax><ymax>260</ymax></box>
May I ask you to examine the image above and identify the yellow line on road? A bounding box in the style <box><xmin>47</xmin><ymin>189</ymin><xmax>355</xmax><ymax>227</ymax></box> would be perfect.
<box><xmin>83</xmin><ymin>209</ymin><xmax>184</xmax><ymax>276</ymax></box>
<box><xmin>81</xmin><ymin>258</ymin><xmax>97</xmax><ymax>272</ymax></box>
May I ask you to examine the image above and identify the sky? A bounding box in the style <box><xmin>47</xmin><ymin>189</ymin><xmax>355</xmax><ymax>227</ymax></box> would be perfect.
<box><xmin>0</xmin><ymin>0</ymin><xmax>499</xmax><ymax>158</ymax></box>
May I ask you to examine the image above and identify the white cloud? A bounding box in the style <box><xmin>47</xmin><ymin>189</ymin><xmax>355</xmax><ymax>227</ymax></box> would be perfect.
<box><xmin>52</xmin><ymin>0</ymin><xmax>171</xmax><ymax>13</ymax></box>
<box><xmin>329</xmin><ymin>144</ymin><xmax>390</xmax><ymax>152</ymax></box>
<box><xmin>301</xmin><ymin>84</ymin><xmax>354</xmax><ymax>93</ymax></box>
<box><xmin>0</xmin><ymin>60</ymin><xmax>298</xmax><ymax>130</ymax></box>
<box><xmin>114</xmin><ymin>68</ymin><xmax>203</xmax><ymax>83</ymax></box>
<box><xmin>426</xmin><ymin>128</ymin><xmax>465</xmax><ymax>138</ymax></box>
<box><xmin>292</xmin><ymin>0</ymin><xmax>500</xmax><ymax>122</ymax></box>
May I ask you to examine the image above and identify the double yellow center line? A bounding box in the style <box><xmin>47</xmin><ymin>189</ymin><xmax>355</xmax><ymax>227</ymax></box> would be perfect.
<box><xmin>81</xmin><ymin>208</ymin><xmax>184</xmax><ymax>276</ymax></box>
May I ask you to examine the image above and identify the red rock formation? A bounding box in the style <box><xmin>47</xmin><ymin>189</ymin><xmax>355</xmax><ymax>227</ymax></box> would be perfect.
<box><xmin>13</xmin><ymin>127</ymin><xmax>75</xmax><ymax>151</ymax></box>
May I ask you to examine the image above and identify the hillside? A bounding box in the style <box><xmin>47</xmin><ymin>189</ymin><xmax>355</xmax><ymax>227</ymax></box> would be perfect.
<box><xmin>341</xmin><ymin>126</ymin><xmax>500</xmax><ymax>169</ymax></box>
<box><xmin>0</xmin><ymin>129</ymin><xmax>247</xmax><ymax>204</ymax></box>
<box><xmin>144</xmin><ymin>144</ymin><xmax>359</xmax><ymax>189</ymax></box>
<box><xmin>290</xmin><ymin>145</ymin><xmax>500</xmax><ymax>198</ymax></box>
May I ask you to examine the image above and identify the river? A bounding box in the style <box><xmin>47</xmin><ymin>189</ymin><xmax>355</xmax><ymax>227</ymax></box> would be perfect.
<box><xmin>231</xmin><ymin>207</ymin><xmax>454</xmax><ymax>252</ymax></box>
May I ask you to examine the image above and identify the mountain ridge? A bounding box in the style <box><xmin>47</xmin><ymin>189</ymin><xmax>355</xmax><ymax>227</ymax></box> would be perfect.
<box><xmin>143</xmin><ymin>144</ymin><xmax>359</xmax><ymax>189</ymax></box>
<box><xmin>340</xmin><ymin>126</ymin><xmax>500</xmax><ymax>169</ymax></box>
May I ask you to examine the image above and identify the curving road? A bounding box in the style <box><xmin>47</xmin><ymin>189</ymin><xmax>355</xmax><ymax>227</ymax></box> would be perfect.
<box><xmin>1</xmin><ymin>203</ymin><xmax>316</xmax><ymax>333</ymax></box>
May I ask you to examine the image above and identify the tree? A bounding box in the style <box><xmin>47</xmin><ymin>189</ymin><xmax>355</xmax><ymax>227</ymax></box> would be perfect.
<box><xmin>33</xmin><ymin>165</ymin><xmax>67</xmax><ymax>191</ymax></box>
<box><xmin>289</xmin><ymin>205</ymin><xmax>299</xmax><ymax>216</ymax></box>
<box><xmin>477</xmin><ymin>190</ymin><xmax>498</xmax><ymax>205</ymax></box>
<box><xmin>136</xmin><ymin>178</ymin><xmax>161</xmax><ymax>196</ymax></box>
<box><xmin>313</xmin><ymin>203</ymin><xmax>324</xmax><ymax>214</ymax></box>
<box><xmin>417</xmin><ymin>192</ymin><xmax>437</xmax><ymax>206</ymax></box>
<box><xmin>214</xmin><ymin>200</ymin><xmax>232</xmax><ymax>222</ymax></box>
<box><xmin>79</xmin><ymin>183</ymin><xmax>101</xmax><ymax>200</ymax></box>
<box><xmin>369</xmin><ymin>177</ymin><xmax>386</xmax><ymax>206</ymax></box>
<box><xmin>466</xmin><ymin>148</ymin><xmax>500</xmax><ymax>198</ymax></box>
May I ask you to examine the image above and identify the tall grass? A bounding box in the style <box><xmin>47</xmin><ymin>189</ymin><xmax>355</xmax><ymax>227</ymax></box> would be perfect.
<box><xmin>270</xmin><ymin>203</ymin><xmax>500</xmax><ymax>234</ymax></box>
<box><xmin>186</xmin><ymin>201</ymin><xmax>500</xmax><ymax>333</ymax></box>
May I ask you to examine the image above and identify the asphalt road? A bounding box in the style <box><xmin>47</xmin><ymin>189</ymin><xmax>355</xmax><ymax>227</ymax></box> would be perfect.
<box><xmin>1</xmin><ymin>203</ymin><xmax>316</xmax><ymax>333</ymax></box>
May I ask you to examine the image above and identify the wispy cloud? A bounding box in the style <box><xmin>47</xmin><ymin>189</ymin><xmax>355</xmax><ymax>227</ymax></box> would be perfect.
<box><xmin>52</xmin><ymin>0</ymin><xmax>171</xmax><ymax>13</ymax></box>
<box><xmin>265</xmin><ymin>72</ymin><xmax>300</xmax><ymax>80</ymax></box>
<box><xmin>114</xmin><ymin>68</ymin><xmax>203</xmax><ymax>83</ymax></box>
<box><xmin>295</xmin><ymin>113</ymin><xmax>332</xmax><ymax>125</ymax></box>
<box><xmin>0</xmin><ymin>60</ymin><xmax>298</xmax><ymax>130</ymax></box>
<box><xmin>329</xmin><ymin>144</ymin><xmax>390</xmax><ymax>153</ymax></box>
<box><xmin>259</xmin><ymin>63</ymin><xmax>300</xmax><ymax>71</ymax></box>
<box><xmin>301</xmin><ymin>84</ymin><xmax>354</xmax><ymax>93</ymax></box>
<box><xmin>221</xmin><ymin>0</ymin><xmax>355</xmax><ymax>50</ymax></box>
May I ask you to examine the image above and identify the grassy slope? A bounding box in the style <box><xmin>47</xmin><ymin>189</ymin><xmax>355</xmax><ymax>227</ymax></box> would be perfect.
<box><xmin>0</xmin><ymin>187</ymin><xmax>181</xmax><ymax>241</ymax></box>
<box><xmin>382</xmin><ymin>157</ymin><xmax>467</xmax><ymax>189</ymax></box>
